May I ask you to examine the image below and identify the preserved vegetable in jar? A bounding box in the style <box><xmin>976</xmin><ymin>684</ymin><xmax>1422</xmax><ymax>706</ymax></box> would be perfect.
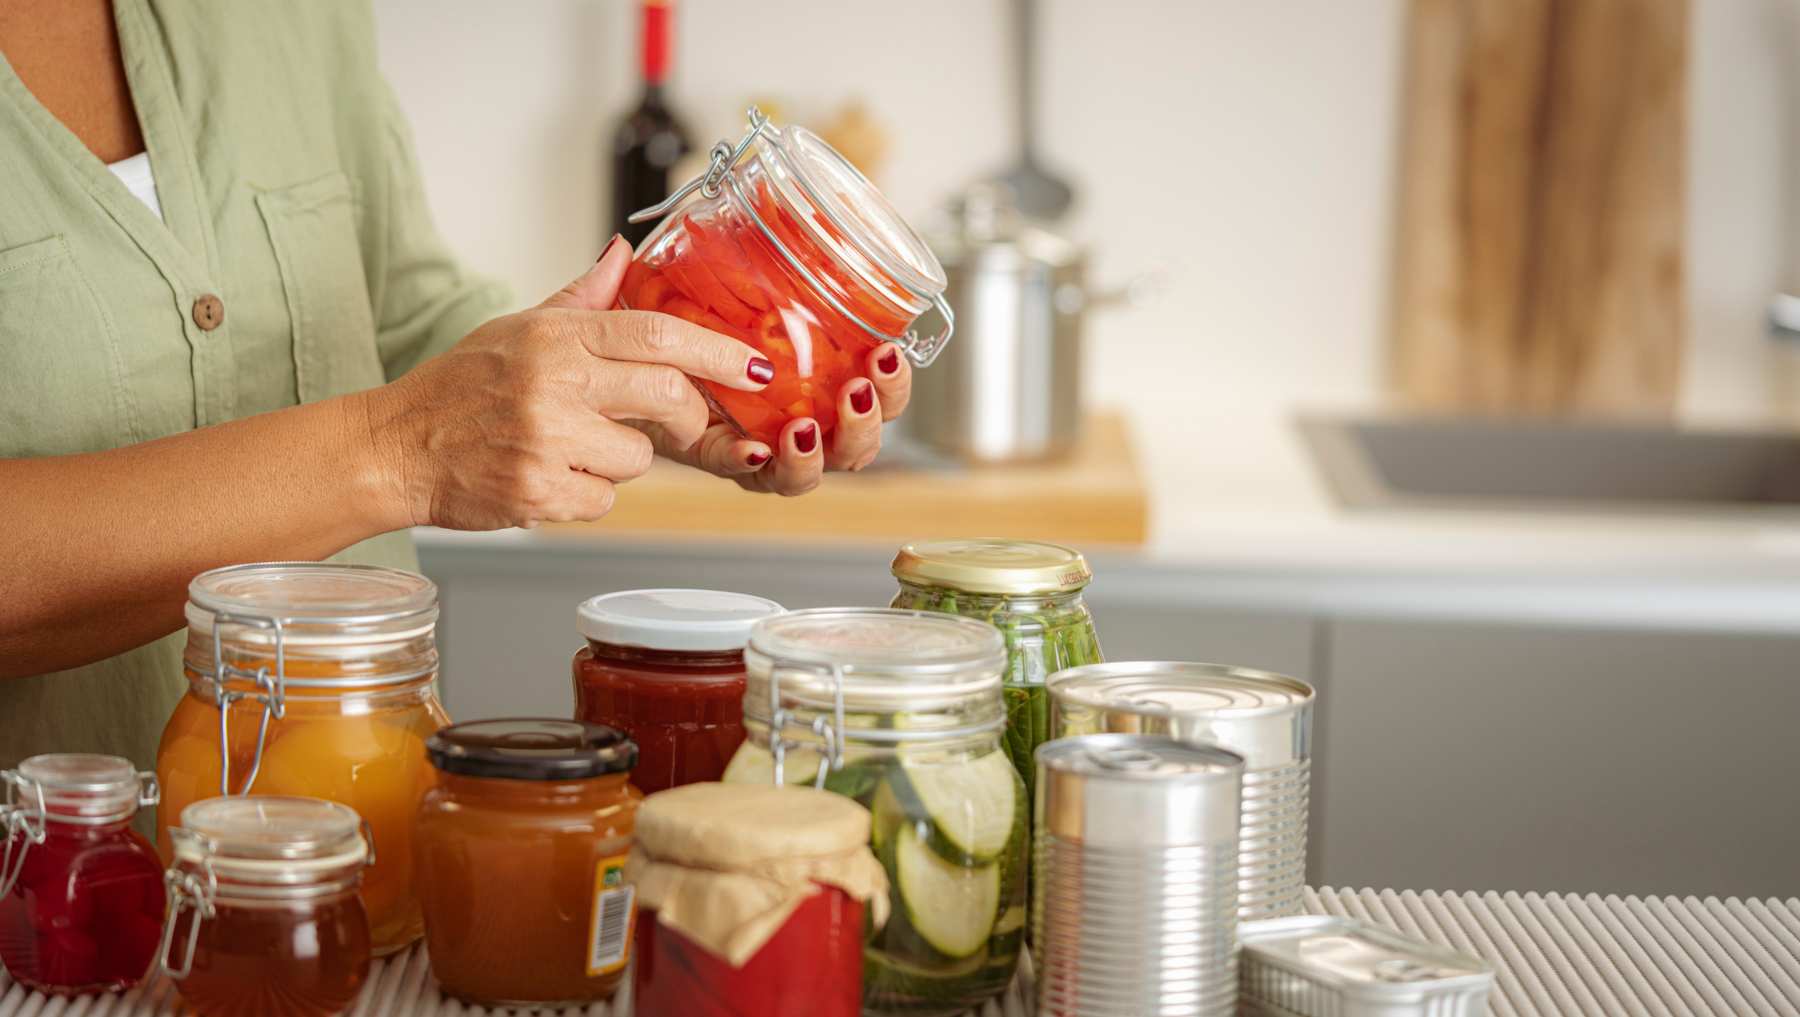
<box><xmin>721</xmin><ymin>608</ymin><xmax>1021</xmax><ymax>1017</ymax></box>
<box><xmin>415</xmin><ymin>719</ymin><xmax>640</xmax><ymax>1007</ymax></box>
<box><xmin>572</xmin><ymin>588</ymin><xmax>783</xmax><ymax>793</ymax></box>
<box><xmin>620</xmin><ymin>107</ymin><xmax>953</xmax><ymax>446</ymax></box>
<box><xmin>889</xmin><ymin>539</ymin><xmax>1102</xmax><ymax>820</ymax></box>
<box><xmin>0</xmin><ymin>755</ymin><xmax>165</xmax><ymax>995</ymax></box>
<box><xmin>159</xmin><ymin>796</ymin><xmax>372</xmax><ymax>1017</ymax></box>
<box><xmin>628</xmin><ymin>782</ymin><xmax>889</xmax><ymax>1017</ymax></box>
<box><xmin>155</xmin><ymin>562</ymin><xmax>447</xmax><ymax>955</ymax></box>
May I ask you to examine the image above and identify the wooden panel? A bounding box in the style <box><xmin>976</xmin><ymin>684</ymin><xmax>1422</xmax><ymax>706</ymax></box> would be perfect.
<box><xmin>1393</xmin><ymin>0</ymin><xmax>1688</xmax><ymax>416</ymax></box>
<box><xmin>542</xmin><ymin>412</ymin><xmax>1148</xmax><ymax>546</ymax></box>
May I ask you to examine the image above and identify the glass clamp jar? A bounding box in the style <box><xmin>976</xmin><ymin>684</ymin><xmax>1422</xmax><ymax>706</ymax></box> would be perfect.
<box><xmin>621</xmin><ymin>107</ymin><xmax>953</xmax><ymax>445</ymax></box>
<box><xmin>721</xmin><ymin>608</ymin><xmax>1023</xmax><ymax>1017</ymax></box>
<box><xmin>157</xmin><ymin>562</ymin><xmax>449</xmax><ymax>956</ymax></box>
<box><xmin>629</xmin><ymin>782</ymin><xmax>890</xmax><ymax>1017</ymax></box>
<box><xmin>573</xmin><ymin>588</ymin><xmax>784</xmax><ymax>794</ymax></box>
<box><xmin>889</xmin><ymin>538</ymin><xmax>1103</xmax><ymax>811</ymax></box>
<box><xmin>0</xmin><ymin>755</ymin><xmax>165</xmax><ymax>995</ymax></box>
<box><xmin>415</xmin><ymin>719</ymin><xmax>640</xmax><ymax>1009</ymax></box>
<box><xmin>158</xmin><ymin>796</ymin><xmax>373</xmax><ymax>1017</ymax></box>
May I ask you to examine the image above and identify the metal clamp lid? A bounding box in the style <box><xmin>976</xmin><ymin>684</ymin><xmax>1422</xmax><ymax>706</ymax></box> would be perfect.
<box><xmin>0</xmin><ymin>760</ymin><xmax>158</xmax><ymax>897</ymax></box>
<box><xmin>206</xmin><ymin>610</ymin><xmax>287</xmax><ymax>797</ymax></box>
<box><xmin>628</xmin><ymin>107</ymin><xmax>955</xmax><ymax>368</ymax></box>
<box><xmin>764</xmin><ymin>658</ymin><xmax>849</xmax><ymax>788</ymax></box>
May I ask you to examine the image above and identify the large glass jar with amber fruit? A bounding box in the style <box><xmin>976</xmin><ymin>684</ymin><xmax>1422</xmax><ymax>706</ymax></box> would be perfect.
<box><xmin>414</xmin><ymin>720</ymin><xmax>640</xmax><ymax>1008</ymax></box>
<box><xmin>154</xmin><ymin>562</ymin><xmax>447</xmax><ymax>957</ymax></box>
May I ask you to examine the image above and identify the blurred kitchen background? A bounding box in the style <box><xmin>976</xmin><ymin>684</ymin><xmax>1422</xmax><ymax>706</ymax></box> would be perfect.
<box><xmin>375</xmin><ymin>0</ymin><xmax>1800</xmax><ymax>900</ymax></box>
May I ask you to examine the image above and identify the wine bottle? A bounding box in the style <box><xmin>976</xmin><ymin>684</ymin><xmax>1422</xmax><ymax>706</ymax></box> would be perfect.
<box><xmin>610</xmin><ymin>0</ymin><xmax>692</xmax><ymax>248</ymax></box>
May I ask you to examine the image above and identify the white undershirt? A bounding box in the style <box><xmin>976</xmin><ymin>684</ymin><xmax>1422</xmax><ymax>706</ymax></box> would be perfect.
<box><xmin>106</xmin><ymin>152</ymin><xmax>163</xmax><ymax>221</ymax></box>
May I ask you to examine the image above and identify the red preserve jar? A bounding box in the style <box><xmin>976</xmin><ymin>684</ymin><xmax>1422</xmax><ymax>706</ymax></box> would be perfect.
<box><xmin>620</xmin><ymin>107</ymin><xmax>953</xmax><ymax>446</ymax></box>
<box><xmin>627</xmin><ymin>782</ymin><xmax>889</xmax><ymax>1017</ymax></box>
<box><xmin>573</xmin><ymin>589</ymin><xmax>784</xmax><ymax>794</ymax></box>
<box><xmin>0</xmin><ymin>754</ymin><xmax>165</xmax><ymax>995</ymax></box>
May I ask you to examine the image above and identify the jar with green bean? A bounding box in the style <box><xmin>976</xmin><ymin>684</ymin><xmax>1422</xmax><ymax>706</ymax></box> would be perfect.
<box><xmin>888</xmin><ymin>540</ymin><xmax>1103</xmax><ymax>814</ymax></box>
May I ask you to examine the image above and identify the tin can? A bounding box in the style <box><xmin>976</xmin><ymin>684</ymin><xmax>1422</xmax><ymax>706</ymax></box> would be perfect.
<box><xmin>1047</xmin><ymin>662</ymin><xmax>1314</xmax><ymax>920</ymax></box>
<box><xmin>1033</xmin><ymin>734</ymin><xmax>1244</xmax><ymax>1017</ymax></box>
<box><xmin>1238</xmin><ymin>915</ymin><xmax>1495</xmax><ymax>1017</ymax></box>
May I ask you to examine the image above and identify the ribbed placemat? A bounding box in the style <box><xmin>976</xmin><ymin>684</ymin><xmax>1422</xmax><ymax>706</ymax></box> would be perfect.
<box><xmin>6</xmin><ymin>891</ymin><xmax>1797</xmax><ymax>1015</ymax></box>
<box><xmin>1305</xmin><ymin>887</ymin><xmax>1800</xmax><ymax>1017</ymax></box>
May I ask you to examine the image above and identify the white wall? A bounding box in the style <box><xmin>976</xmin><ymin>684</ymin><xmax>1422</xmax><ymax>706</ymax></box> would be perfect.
<box><xmin>374</xmin><ymin>0</ymin><xmax>1794</xmax><ymax>445</ymax></box>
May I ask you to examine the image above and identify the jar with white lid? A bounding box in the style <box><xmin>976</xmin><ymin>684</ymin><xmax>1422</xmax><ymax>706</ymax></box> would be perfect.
<box><xmin>159</xmin><ymin>795</ymin><xmax>372</xmax><ymax>1017</ymax></box>
<box><xmin>155</xmin><ymin>561</ymin><xmax>447</xmax><ymax>955</ymax></box>
<box><xmin>572</xmin><ymin>588</ymin><xmax>784</xmax><ymax>794</ymax></box>
<box><xmin>0</xmin><ymin>754</ymin><xmax>164</xmax><ymax>995</ymax></box>
<box><xmin>720</xmin><ymin>607</ymin><xmax>1022</xmax><ymax>1017</ymax></box>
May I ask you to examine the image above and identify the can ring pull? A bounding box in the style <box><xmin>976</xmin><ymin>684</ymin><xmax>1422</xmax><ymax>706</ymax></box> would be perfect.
<box><xmin>157</xmin><ymin>868</ymin><xmax>216</xmax><ymax>980</ymax></box>
<box><xmin>0</xmin><ymin>771</ymin><xmax>47</xmax><ymax>898</ymax></box>
<box><xmin>764</xmin><ymin>657</ymin><xmax>849</xmax><ymax>788</ymax></box>
<box><xmin>208</xmin><ymin>611</ymin><xmax>288</xmax><ymax>797</ymax></box>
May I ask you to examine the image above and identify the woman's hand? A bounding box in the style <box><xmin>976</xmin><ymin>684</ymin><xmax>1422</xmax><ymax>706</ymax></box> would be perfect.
<box><xmin>636</xmin><ymin>343</ymin><xmax>912</xmax><ymax>496</ymax></box>
<box><xmin>365</xmin><ymin>244</ymin><xmax>773</xmax><ymax>529</ymax></box>
<box><xmin>552</xmin><ymin>236</ymin><xmax>914</xmax><ymax>496</ymax></box>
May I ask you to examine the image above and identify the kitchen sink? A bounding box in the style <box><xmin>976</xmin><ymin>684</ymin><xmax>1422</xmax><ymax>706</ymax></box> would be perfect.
<box><xmin>1296</xmin><ymin>413</ymin><xmax>1800</xmax><ymax>511</ymax></box>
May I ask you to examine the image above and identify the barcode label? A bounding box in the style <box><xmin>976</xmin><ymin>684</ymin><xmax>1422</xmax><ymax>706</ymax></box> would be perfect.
<box><xmin>586</xmin><ymin>855</ymin><xmax>634</xmax><ymax>976</ymax></box>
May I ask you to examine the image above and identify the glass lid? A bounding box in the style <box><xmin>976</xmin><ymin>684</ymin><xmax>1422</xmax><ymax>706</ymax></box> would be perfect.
<box><xmin>176</xmin><ymin>795</ymin><xmax>365</xmax><ymax>862</ymax></box>
<box><xmin>188</xmin><ymin>562</ymin><xmax>437</xmax><ymax>624</ymax></box>
<box><xmin>11</xmin><ymin>753</ymin><xmax>153</xmax><ymax>822</ymax></box>
<box><xmin>774</xmin><ymin>125</ymin><xmax>946</xmax><ymax>299</ymax></box>
<box><xmin>744</xmin><ymin>608</ymin><xmax>1005</xmax><ymax>736</ymax></box>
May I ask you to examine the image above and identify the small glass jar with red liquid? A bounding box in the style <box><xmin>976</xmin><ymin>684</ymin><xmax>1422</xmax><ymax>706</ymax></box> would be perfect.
<box><xmin>158</xmin><ymin>796</ymin><xmax>372</xmax><ymax>1017</ymax></box>
<box><xmin>628</xmin><ymin>782</ymin><xmax>889</xmax><ymax>1017</ymax></box>
<box><xmin>0</xmin><ymin>754</ymin><xmax>165</xmax><ymax>995</ymax></box>
<box><xmin>573</xmin><ymin>588</ymin><xmax>784</xmax><ymax>794</ymax></box>
<box><xmin>619</xmin><ymin>107</ymin><xmax>954</xmax><ymax>446</ymax></box>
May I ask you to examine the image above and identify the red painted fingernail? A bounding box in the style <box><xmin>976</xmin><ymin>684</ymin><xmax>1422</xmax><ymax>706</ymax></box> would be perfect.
<box><xmin>746</xmin><ymin>450</ymin><xmax>771</xmax><ymax>467</ymax></box>
<box><xmin>747</xmin><ymin>357</ymin><xmax>775</xmax><ymax>384</ymax></box>
<box><xmin>850</xmin><ymin>381</ymin><xmax>875</xmax><ymax>415</ymax></box>
<box><xmin>597</xmin><ymin>234</ymin><xmax>621</xmax><ymax>264</ymax></box>
<box><xmin>877</xmin><ymin>348</ymin><xmax>900</xmax><ymax>375</ymax></box>
<box><xmin>793</xmin><ymin>424</ymin><xmax>819</xmax><ymax>454</ymax></box>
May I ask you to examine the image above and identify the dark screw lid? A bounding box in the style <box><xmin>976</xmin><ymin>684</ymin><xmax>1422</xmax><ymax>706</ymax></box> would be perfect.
<box><xmin>426</xmin><ymin>718</ymin><xmax>636</xmax><ymax>781</ymax></box>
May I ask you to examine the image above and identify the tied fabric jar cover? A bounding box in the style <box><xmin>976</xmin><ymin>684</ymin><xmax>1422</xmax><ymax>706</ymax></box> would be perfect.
<box><xmin>628</xmin><ymin>782</ymin><xmax>889</xmax><ymax>1017</ymax></box>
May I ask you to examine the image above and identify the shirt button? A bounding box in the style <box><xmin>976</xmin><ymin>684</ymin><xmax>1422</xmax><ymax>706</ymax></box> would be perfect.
<box><xmin>192</xmin><ymin>294</ymin><xmax>225</xmax><ymax>331</ymax></box>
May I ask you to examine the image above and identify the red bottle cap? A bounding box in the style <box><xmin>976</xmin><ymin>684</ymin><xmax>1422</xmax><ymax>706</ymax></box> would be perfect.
<box><xmin>642</xmin><ymin>0</ymin><xmax>672</xmax><ymax>85</ymax></box>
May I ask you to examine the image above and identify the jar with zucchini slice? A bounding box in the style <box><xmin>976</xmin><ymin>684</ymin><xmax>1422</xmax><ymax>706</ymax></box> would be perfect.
<box><xmin>720</xmin><ymin>608</ymin><xmax>1023</xmax><ymax>1017</ymax></box>
<box><xmin>888</xmin><ymin>540</ymin><xmax>1103</xmax><ymax>819</ymax></box>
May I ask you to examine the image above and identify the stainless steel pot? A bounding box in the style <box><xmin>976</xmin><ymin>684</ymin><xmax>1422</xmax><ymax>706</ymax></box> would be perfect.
<box><xmin>904</xmin><ymin>184</ymin><xmax>1091</xmax><ymax>463</ymax></box>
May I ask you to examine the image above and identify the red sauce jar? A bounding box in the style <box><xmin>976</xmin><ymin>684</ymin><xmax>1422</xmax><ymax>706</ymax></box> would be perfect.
<box><xmin>572</xmin><ymin>589</ymin><xmax>783</xmax><ymax>795</ymax></box>
<box><xmin>627</xmin><ymin>783</ymin><xmax>889</xmax><ymax>1017</ymax></box>
<box><xmin>619</xmin><ymin>107</ymin><xmax>953</xmax><ymax>447</ymax></box>
<box><xmin>0</xmin><ymin>754</ymin><xmax>165</xmax><ymax>995</ymax></box>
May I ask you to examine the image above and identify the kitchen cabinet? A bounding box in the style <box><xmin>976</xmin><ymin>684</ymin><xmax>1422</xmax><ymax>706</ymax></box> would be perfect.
<box><xmin>1315</xmin><ymin>617</ymin><xmax>1800</xmax><ymax>900</ymax></box>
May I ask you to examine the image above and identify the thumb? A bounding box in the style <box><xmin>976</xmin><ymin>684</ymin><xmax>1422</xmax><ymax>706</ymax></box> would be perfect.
<box><xmin>540</xmin><ymin>233</ymin><xmax>633</xmax><ymax>311</ymax></box>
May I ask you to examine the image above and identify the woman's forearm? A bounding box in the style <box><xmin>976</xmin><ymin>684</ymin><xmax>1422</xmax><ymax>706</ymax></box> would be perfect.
<box><xmin>0</xmin><ymin>391</ymin><xmax>406</xmax><ymax>679</ymax></box>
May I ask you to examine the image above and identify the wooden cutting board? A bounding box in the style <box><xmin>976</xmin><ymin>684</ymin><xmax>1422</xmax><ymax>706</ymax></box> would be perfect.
<box><xmin>541</xmin><ymin>412</ymin><xmax>1148</xmax><ymax>546</ymax></box>
<box><xmin>1392</xmin><ymin>0</ymin><xmax>1688</xmax><ymax>417</ymax></box>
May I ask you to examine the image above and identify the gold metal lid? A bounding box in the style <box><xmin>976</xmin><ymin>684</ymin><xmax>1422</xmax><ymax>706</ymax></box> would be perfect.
<box><xmin>890</xmin><ymin>538</ymin><xmax>1093</xmax><ymax>595</ymax></box>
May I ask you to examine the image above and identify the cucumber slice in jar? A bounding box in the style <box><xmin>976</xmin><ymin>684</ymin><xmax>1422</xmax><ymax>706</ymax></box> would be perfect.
<box><xmin>898</xmin><ymin>749</ymin><xmax>1018</xmax><ymax>863</ymax></box>
<box><xmin>871</xmin><ymin>777</ymin><xmax>907</xmax><ymax>853</ymax></box>
<box><xmin>864</xmin><ymin>947</ymin><xmax>990</xmax><ymax>1005</ymax></box>
<box><xmin>894</xmin><ymin>825</ymin><xmax>1001</xmax><ymax>960</ymax></box>
<box><xmin>719</xmin><ymin>740</ymin><xmax>821</xmax><ymax>787</ymax></box>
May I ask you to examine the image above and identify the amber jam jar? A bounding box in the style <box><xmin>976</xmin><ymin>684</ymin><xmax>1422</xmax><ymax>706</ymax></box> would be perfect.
<box><xmin>159</xmin><ymin>796</ymin><xmax>373</xmax><ymax>1017</ymax></box>
<box><xmin>628</xmin><ymin>782</ymin><xmax>889</xmax><ymax>1017</ymax></box>
<box><xmin>573</xmin><ymin>589</ymin><xmax>784</xmax><ymax>795</ymax></box>
<box><xmin>0</xmin><ymin>755</ymin><xmax>165</xmax><ymax>996</ymax></box>
<box><xmin>156</xmin><ymin>562</ymin><xmax>447</xmax><ymax>957</ymax></box>
<box><xmin>415</xmin><ymin>719</ymin><xmax>640</xmax><ymax>1008</ymax></box>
